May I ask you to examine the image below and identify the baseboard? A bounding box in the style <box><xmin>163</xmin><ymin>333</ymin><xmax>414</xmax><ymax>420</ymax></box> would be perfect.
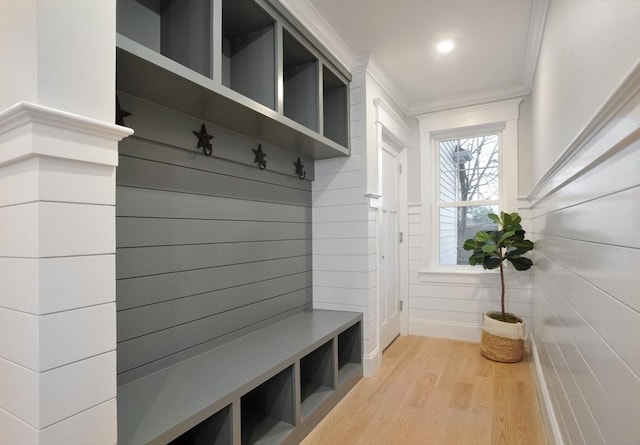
<box><xmin>409</xmin><ymin>319</ymin><xmax>481</xmax><ymax>342</ymax></box>
<box><xmin>362</xmin><ymin>347</ymin><xmax>381</xmax><ymax>377</ymax></box>
<box><xmin>530</xmin><ymin>335</ymin><xmax>564</xmax><ymax>445</ymax></box>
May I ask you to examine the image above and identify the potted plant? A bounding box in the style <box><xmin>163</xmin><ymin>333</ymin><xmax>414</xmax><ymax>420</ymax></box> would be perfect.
<box><xmin>463</xmin><ymin>211</ymin><xmax>534</xmax><ymax>362</ymax></box>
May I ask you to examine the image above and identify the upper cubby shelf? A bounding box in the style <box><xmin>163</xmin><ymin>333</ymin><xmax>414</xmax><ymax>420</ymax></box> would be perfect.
<box><xmin>116</xmin><ymin>0</ymin><xmax>351</xmax><ymax>160</ymax></box>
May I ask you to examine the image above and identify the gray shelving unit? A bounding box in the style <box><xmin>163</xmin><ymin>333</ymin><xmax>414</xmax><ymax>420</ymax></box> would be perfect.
<box><xmin>283</xmin><ymin>29</ymin><xmax>319</xmax><ymax>132</ymax></box>
<box><xmin>241</xmin><ymin>367</ymin><xmax>295</xmax><ymax>445</ymax></box>
<box><xmin>300</xmin><ymin>340</ymin><xmax>334</xmax><ymax>420</ymax></box>
<box><xmin>222</xmin><ymin>0</ymin><xmax>275</xmax><ymax>109</ymax></box>
<box><xmin>338</xmin><ymin>322</ymin><xmax>362</xmax><ymax>387</ymax></box>
<box><xmin>169</xmin><ymin>405</ymin><xmax>232</xmax><ymax>445</ymax></box>
<box><xmin>322</xmin><ymin>66</ymin><xmax>349</xmax><ymax>147</ymax></box>
<box><xmin>116</xmin><ymin>0</ymin><xmax>350</xmax><ymax>159</ymax></box>
<box><xmin>117</xmin><ymin>0</ymin><xmax>213</xmax><ymax>78</ymax></box>
<box><xmin>117</xmin><ymin>310</ymin><xmax>362</xmax><ymax>445</ymax></box>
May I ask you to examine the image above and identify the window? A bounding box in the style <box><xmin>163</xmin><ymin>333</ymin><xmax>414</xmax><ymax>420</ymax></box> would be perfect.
<box><xmin>417</xmin><ymin>98</ymin><xmax>521</xmax><ymax>272</ymax></box>
<box><xmin>437</xmin><ymin>133</ymin><xmax>500</xmax><ymax>265</ymax></box>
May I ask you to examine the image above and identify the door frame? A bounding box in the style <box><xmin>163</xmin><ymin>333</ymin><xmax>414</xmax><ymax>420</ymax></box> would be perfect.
<box><xmin>371</xmin><ymin>98</ymin><xmax>411</xmax><ymax>353</ymax></box>
<box><xmin>378</xmin><ymin>138</ymin><xmax>408</xmax><ymax>347</ymax></box>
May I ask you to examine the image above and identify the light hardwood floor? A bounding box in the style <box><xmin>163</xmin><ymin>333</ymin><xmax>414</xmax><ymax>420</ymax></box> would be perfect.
<box><xmin>301</xmin><ymin>336</ymin><xmax>547</xmax><ymax>445</ymax></box>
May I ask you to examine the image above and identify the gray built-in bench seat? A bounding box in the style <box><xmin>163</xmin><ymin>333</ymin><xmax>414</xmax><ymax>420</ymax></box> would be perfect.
<box><xmin>118</xmin><ymin>309</ymin><xmax>362</xmax><ymax>445</ymax></box>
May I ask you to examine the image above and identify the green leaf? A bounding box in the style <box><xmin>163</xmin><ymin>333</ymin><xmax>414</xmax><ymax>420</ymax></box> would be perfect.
<box><xmin>487</xmin><ymin>213</ymin><xmax>501</xmax><ymax>225</ymax></box>
<box><xmin>498</xmin><ymin>230</ymin><xmax>515</xmax><ymax>245</ymax></box>
<box><xmin>474</xmin><ymin>231</ymin><xmax>491</xmax><ymax>242</ymax></box>
<box><xmin>481</xmin><ymin>242</ymin><xmax>498</xmax><ymax>253</ymax></box>
<box><xmin>513</xmin><ymin>239</ymin><xmax>534</xmax><ymax>251</ymax></box>
<box><xmin>483</xmin><ymin>257</ymin><xmax>502</xmax><ymax>269</ymax></box>
<box><xmin>507</xmin><ymin>256</ymin><xmax>533</xmax><ymax>271</ymax></box>
<box><xmin>463</xmin><ymin>239</ymin><xmax>477</xmax><ymax>250</ymax></box>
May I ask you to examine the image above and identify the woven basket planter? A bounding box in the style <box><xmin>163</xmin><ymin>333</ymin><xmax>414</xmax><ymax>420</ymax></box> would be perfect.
<box><xmin>480</xmin><ymin>312</ymin><xmax>525</xmax><ymax>363</ymax></box>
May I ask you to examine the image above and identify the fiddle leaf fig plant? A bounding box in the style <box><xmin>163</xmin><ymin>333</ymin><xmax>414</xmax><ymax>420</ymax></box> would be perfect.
<box><xmin>463</xmin><ymin>211</ymin><xmax>534</xmax><ymax>322</ymax></box>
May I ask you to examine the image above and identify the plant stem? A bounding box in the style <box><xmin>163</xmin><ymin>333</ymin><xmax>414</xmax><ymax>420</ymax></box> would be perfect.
<box><xmin>499</xmin><ymin>254</ymin><xmax>506</xmax><ymax>321</ymax></box>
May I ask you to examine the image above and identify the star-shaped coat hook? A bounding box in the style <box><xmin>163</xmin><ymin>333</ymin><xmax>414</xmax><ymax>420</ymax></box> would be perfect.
<box><xmin>116</xmin><ymin>96</ymin><xmax>131</xmax><ymax>126</ymax></box>
<box><xmin>294</xmin><ymin>157</ymin><xmax>306</xmax><ymax>179</ymax></box>
<box><xmin>193</xmin><ymin>124</ymin><xmax>213</xmax><ymax>156</ymax></box>
<box><xmin>252</xmin><ymin>144</ymin><xmax>267</xmax><ymax>170</ymax></box>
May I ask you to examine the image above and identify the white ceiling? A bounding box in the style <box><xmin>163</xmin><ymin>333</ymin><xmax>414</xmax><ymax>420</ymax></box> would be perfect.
<box><xmin>280</xmin><ymin>0</ymin><xmax>548</xmax><ymax>115</ymax></box>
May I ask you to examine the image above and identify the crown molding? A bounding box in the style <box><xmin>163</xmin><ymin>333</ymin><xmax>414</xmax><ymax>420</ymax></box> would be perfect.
<box><xmin>275</xmin><ymin>0</ymin><xmax>355</xmax><ymax>73</ymax></box>
<box><xmin>521</xmin><ymin>0</ymin><xmax>549</xmax><ymax>92</ymax></box>
<box><xmin>363</xmin><ymin>57</ymin><xmax>410</xmax><ymax>113</ymax></box>
<box><xmin>407</xmin><ymin>84</ymin><xmax>529</xmax><ymax>116</ymax></box>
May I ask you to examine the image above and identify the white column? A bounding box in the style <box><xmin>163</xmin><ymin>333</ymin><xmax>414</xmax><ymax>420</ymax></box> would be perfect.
<box><xmin>0</xmin><ymin>104</ymin><xmax>131</xmax><ymax>444</ymax></box>
<box><xmin>0</xmin><ymin>1</ymin><xmax>131</xmax><ymax>444</ymax></box>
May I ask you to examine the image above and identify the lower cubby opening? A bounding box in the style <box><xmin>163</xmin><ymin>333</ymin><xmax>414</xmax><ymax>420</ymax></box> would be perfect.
<box><xmin>337</xmin><ymin>322</ymin><xmax>362</xmax><ymax>386</ymax></box>
<box><xmin>168</xmin><ymin>405</ymin><xmax>232</xmax><ymax>445</ymax></box>
<box><xmin>241</xmin><ymin>366</ymin><xmax>295</xmax><ymax>445</ymax></box>
<box><xmin>300</xmin><ymin>340</ymin><xmax>334</xmax><ymax>419</ymax></box>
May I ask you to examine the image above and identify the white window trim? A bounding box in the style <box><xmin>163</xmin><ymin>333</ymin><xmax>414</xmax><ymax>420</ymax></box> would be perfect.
<box><xmin>416</xmin><ymin>98</ymin><xmax>522</xmax><ymax>273</ymax></box>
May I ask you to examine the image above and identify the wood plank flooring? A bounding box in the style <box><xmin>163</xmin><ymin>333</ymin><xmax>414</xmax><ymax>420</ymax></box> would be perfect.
<box><xmin>301</xmin><ymin>336</ymin><xmax>547</xmax><ymax>445</ymax></box>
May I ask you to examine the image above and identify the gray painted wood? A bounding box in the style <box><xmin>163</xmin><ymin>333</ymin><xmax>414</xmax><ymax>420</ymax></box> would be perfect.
<box><xmin>117</xmin><ymin>289</ymin><xmax>311</xmax><ymax>374</ymax></box>
<box><xmin>116</xmin><ymin>98</ymin><xmax>313</xmax><ymax>382</ymax></box>
<box><xmin>117</xmin><ymin>154</ymin><xmax>310</xmax><ymax>206</ymax></box>
<box><xmin>117</xmin><ymin>256</ymin><xmax>311</xmax><ymax>310</ymax></box>
<box><xmin>227</xmin><ymin>26</ymin><xmax>276</xmax><ymax>110</ymax></box>
<box><xmin>117</xmin><ymin>272</ymin><xmax>312</xmax><ymax>341</ymax></box>
<box><xmin>116</xmin><ymin>217</ymin><xmax>310</xmax><ymax>248</ymax></box>
<box><xmin>161</xmin><ymin>0</ymin><xmax>212</xmax><ymax>78</ymax></box>
<box><xmin>117</xmin><ymin>239</ymin><xmax>310</xmax><ymax>279</ymax></box>
<box><xmin>117</xmin><ymin>186</ymin><xmax>311</xmax><ymax>221</ymax></box>
<box><xmin>118</xmin><ymin>92</ymin><xmax>316</xmax><ymax>181</ymax></box>
<box><xmin>117</xmin><ymin>309</ymin><xmax>362</xmax><ymax>445</ymax></box>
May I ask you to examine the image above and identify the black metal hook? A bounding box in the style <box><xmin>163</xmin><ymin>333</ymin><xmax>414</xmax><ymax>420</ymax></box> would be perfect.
<box><xmin>193</xmin><ymin>123</ymin><xmax>213</xmax><ymax>156</ymax></box>
<box><xmin>253</xmin><ymin>144</ymin><xmax>267</xmax><ymax>170</ymax></box>
<box><xmin>294</xmin><ymin>157</ymin><xmax>306</xmax><ymax>180</ymax></box>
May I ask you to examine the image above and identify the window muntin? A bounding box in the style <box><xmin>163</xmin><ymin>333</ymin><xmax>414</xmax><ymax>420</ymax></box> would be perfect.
<box><xmin>437</xmin><ymin>134</ymin><xmax>500</xmax><ymax>265</ymax></box>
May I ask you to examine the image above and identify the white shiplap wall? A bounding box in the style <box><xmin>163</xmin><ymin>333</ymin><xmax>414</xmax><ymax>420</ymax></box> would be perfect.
<box><xmin>313</xmin><ymin>71</ymin><xmax>381</xmax><ymax>376</ymax></box>
<box><xmin>410</xmin><ymin>100</ymin><xmax>528</xmax><ymax>342</ymax></box>
<box><xmin>408</xmin><ymin>205</ymin><xmax>533</xmax><ymax>341</ymax></box>
<box><xmin>529</xmin><ymin>70</ymin><xmax>640</xmax><ymax>445</ymax></box>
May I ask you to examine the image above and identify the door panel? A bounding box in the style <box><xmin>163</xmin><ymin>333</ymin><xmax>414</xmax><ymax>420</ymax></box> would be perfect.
<box><xmin>380</xmin><ymin>144</ymin><xmax>401</xmax><ymax>350</ymax></box>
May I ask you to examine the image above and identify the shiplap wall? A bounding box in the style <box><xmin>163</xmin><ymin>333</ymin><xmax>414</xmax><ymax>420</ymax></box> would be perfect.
<box><xmin>312</xmin><ymin>70</ymin><xmax>380</xmax><ymax>376</ymax></box>
<box><xmin>408</xmin><ymin>205</ymin><xmax>532</xmax><ymax>340</ymax></box>
<box><xmin>529</xmin><ymin>75</ymin><xmax>640</xmax><ymax>445</ymax></box>
<box><xmin>115</xmin><ymin>94</ymin><xmax>313</xmax><ymax>384</ymax></box>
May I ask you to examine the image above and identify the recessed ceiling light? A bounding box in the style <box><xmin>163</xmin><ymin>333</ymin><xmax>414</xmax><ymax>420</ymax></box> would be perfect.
<box><xmin>437</xmin><ymin>39</ymin><xmax>455</xmax><ymax>54</ymax></box>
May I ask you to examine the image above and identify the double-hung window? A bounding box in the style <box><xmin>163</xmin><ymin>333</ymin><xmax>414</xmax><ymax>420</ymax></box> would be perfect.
<box><xmin>437</xmin><ymin>133</ymin><xmax>500</xmax><ymax>265</ymax></box>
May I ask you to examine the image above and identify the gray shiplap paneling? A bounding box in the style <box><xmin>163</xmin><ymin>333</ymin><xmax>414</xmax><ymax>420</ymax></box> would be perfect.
<box><xmin>116</xmin><ymin>100</ymin><xmax>313</xmax><ymax>383</ymax></box>
<box><xmin>117</xmin><ymin>289</ymin><xmax>311</xmax><ymax>373</ymax></box>
<box><xmin>117</xmin><ymin>239</ymin><xmax>310</xmax><ymax>279</ymax></box>
<box><xmin>117</xmin><ymin>154</ymin><xmax>310</xmax><ymax>206</ymax></box>
<box><xmin>117</xmin><ymin>256</ymin><xmax>311</xmax><ymax>310</ymax></box>
<box><xmin>117</xmin><ymin>217</ymin><xmax>310</xmax><ymax>248</ymax></box>
<box><xmin>117</xmin><ymin>272</ymin><xmax>311</xmax><ymax>341</ymax></box>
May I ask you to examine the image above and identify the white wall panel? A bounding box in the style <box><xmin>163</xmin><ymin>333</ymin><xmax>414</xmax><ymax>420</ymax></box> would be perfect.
<box><xmin>530</xmin><ymin>28</ymin><xmax>640</xmax><ymax>442</ymax></box>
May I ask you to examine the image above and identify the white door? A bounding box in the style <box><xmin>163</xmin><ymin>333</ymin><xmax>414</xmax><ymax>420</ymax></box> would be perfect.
<box><xmin>379</xmin><ymin>143</ymin><xmax>401</xmax><ymax>350</ymax></box>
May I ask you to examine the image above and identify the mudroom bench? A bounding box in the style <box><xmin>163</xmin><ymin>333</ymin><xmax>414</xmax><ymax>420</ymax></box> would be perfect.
<box><xmin>117</xmin><ymin>309</ymin><xmax>363</xmax><ymax>445</ymax></box>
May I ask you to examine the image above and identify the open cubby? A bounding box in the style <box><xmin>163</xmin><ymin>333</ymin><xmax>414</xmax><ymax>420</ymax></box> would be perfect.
<box><xmin>322</xmin><ymin>66</ymin><xmax>349</xmax><ymax>146</ymax></box>
<box><xmin>300</xmin><ymin>340</ymin><xmax>334</xmax><ymax>419</ymax></box>
<box><xmin>241</xmin><ymin>366</ymin><xmax>295</xmax><ymax>445</ymax></box>
<box><xmin>283</xmin><ymin>30</ymin><xmax>319</xmax><ymax>131</ymax></box>
<box><xmin>222</xmin><ymin>0</ymin><xmax>276</xmax><ymax>109</ymax></box>
<box><xmin>116</xmin><ymin>0</ymin><xmax>212</xmax><ymax>78</ymax></box>
<box><xmin>337</xmin><ymin>321</ymin><xmax>362</xmax><ymax>386</ymax></box>
<box><xmin>168</xmin><ymin>405</ymin><xmax>232</xmax><ymax>445</ymax></box>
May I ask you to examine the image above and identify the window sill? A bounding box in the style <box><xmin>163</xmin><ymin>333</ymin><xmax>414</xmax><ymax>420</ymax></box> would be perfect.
<box><xmin>416</xmin><ymin>268</ymin><xmax>529</xmax><ymax>285</ymax></box>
